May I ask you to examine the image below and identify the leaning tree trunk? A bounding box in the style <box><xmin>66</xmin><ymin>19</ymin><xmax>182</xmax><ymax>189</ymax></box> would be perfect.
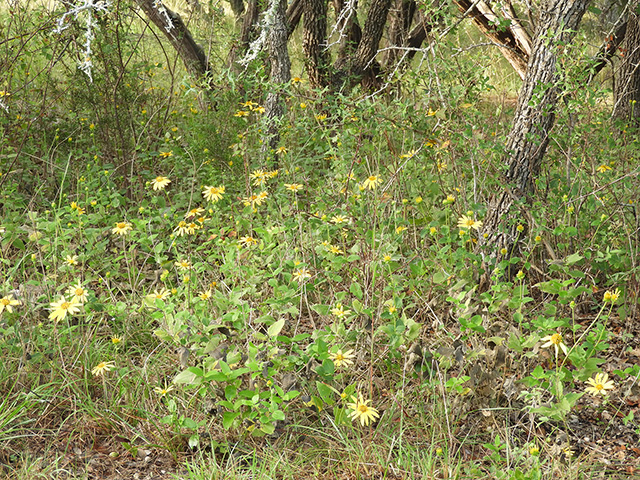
<box><xmin>454</xmin><ymin>0</ymin><xmax>532</xmax><ymax>80</ymax></box>
<box><xmin>479</xmin><ymin>0</ymin><xmax>592</xmax><ymax>284</ymax></box>
<box><xmin>262</xmin><ymin>0</ymin><xmax>291</xmax><ymax>157</ymax></box>
<box><xmin>135</xmin><ymin>0</ymin><xmax>211</xmax><ymax>79</ymax></box>
<box><xmin>613</xmin><ymin>1</ymin><xmax>640</xmax><ymax>123</ymax></box>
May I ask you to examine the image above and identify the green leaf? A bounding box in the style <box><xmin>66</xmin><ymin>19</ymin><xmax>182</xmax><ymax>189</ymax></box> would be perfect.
<box><xmin>272</xmin><ymin>410</ymin><xmax>285</xmax><ymax>421</ymax></box>
<box><xmin>222</xmin><ymin>411</ymin><xmax>241</xmax><ymax>430</ymax></box>
<box><xmin>173</xmin><ymin>367</ymin><xmax>203</xmax><ymax>385</ymax></box>
<box><xmin>268</xmin><ymin>318</ymin><xmax>285</xmax><ymax>337</ymax></box>
<box><xmin>350</xmin><ymin>282</ymin><xmax>363</xmax><ymax>299</ymax></box>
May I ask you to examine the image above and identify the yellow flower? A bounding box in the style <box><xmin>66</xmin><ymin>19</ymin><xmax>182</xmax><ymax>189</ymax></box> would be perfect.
<box><xmin>198</xmin><ymin>289</ymin><xmax>212</xmax><ymax>300</ymax></box>
<box><xmin>540</xmin><ymin>332</ymin><xmax>568</xmax><ymax>357</ymax></box>
<box><xmin>328</xmin><ymin>245</ymin><xmax>343</xmax><ymax>254</ymax></box>
<box><xmin>347</xmin><ymin>393</ymin><xmax>380</xmax><ymax>427</ymax></box>
<box><xmin>292</xmin><ymin>268</ymin><xmax>311</xmax><ymax>282</ymax></box>
<box><xmin>148</xmin><ymin>288</ymin><xmax>170</xmax><ymax>300</ymax></box>
<box><xmin>0</xmin><ymin>295</ymin><xmax>21</xmax><ymax>315</ymax></box>
<box><xmin>111</xmin><ymin>337</ymin><xmax>122</xmax><ymax>345</ymax></box>
<box><xmin>202</xmin><ymin>185</ymin><xmax>225</xmax><ymax>203</ymax></box>
<box><xmin>584</xmin><ymin>372</ymin><xmax>615</xmax><ymax>396</ymax></box>
<box><xmin>383</xmin><ymin>255</ymin><xmax>392</xmax><ymax>262</ymax></box>
<box><xmin>154</xmin><ymin>384</ymin><xmax>175</xmax><ymax>397</ymax></box>
<box><xmin>267</xmin><ymin>170</ymin><xmax>278</xmax><ymax>178</ymax></box>
<box><xmin>112</xmin><ymin>222</ymin><xmax>132</xmax><ymax>236</ymax></box>
<box><xmin>49</xmin><ymin>296</ymin><xmax>81</xmax><ymax>322</ymax></box>
<box><xmin>91</xmin><ymin>360</ymin><xmax>115</xmax><ymax>377</ymax></box>
<box><xmin>159</xmin><ymin>151</ymin><xmax>173</xmax><ymax>158</ymax></box>
<box><xmin>516</xmin><ymin>224</ymin><xmax>524</xmax><ymax>232</ymax></box>
<box><xmin>414</xmin><ymin>196</ymin><xmax>423</xmax><ymax>204</ymax></box>
<box><xmin>239</xmin><ymin>235</ymin><xmax>258</xmax><ymax>248</ymax></box>
<box><xmin>285</xmin><ymin>183</ymin><xmax>303</xmax><ymax>193</ymax></box>
<box><xmin>395</xmin><ymin>226</ymin><xmax>407</xmax><ymax>234</ymax></box>
<box><xmin>250</xmin><ymin>169</ymin><xmax>266</xmax><ymax>186</ymax></box>
<box><xmin>331</xmin><ymin>215</ymin><xmax>348</xmax><ymax>224</ymax></box>
<box><xmin>500</xmin><ymin>248</ymin><xmax>508</xmax><ymax>255</ymax></box>
<box><xmin>427</xmin><ymin>108</ymin><xmax>437</xmax><ymax>116</ymax></box>
<box><xmin>361</xmin><ymin>175</ymin><xmax>382</xmax><ymax>190</ymax></box>
<box><xmin>185</xmin><ymin>207</ymin><xmax>205</xmax><ymax>219</ymax></box>
<box><xmin>175</xmin><ymin>260</ymin><xmax>192</xmax><ymax>271</ymax></box>
<box><xmin>292</xmin><ymin>77</ymin><xmax>303</xmax><ymax>84</ymax></box>
<box><xmin>429</xmin><ymin>226</ymin><xmax>437</xmax><ymax>235</ymax></box>
<box><xmin>66</xmin><ymin>281</ymin><xmax>88</xmax><ymax>304</ymax></box>
<box><xmin>234</xmin><ymin>110</ymin><xmax>249</xmax><ymax>117</ymax></box>
<box><xmin>442</xmin><ymin>195</ymin><xmax>455</xmax><ymax>205</ymax></box>
<box><xmin>243</xmin><ymin>192</ymin><xmax>269</xmax><ymax>208</ymax></box>
<box><xmin>331</xmin><ymin>303</ymin><xmax>351</xmax><ymax>318</ymax></box>
<box><xmin>276</xmin><ymin>146</ymin><xmax>288</xmax><ymax>155</ymax></box>
<box><xmin>174</xmin><ymin>220</ymin><xmax>196</xmax><ymax>237</ymax></box>
<box><xmin>535</xmin><ymin>235</ymin><xmax>542</xmax><ymax>243</ymax></box>
<box><xmin>457</xmin><ymin>215</ymin><xmax>482</xmax><ymax>231</ymax></box>
<box><xmin>330</xmin><ymin>349</ymin><xmax>355</xmax><ymax>367</ymax></box>
<box><xmin>400</xmin><ymin>150</ymin><xmax>417</xmax><ymax>159</ymax></box>
<box><xmin>151</xmin><ymin>176</ymin><xmax>171</xmax><ymax>191</ymax></box>
<box><xmin>603</xmin><ymin>288</ymin><xmax>620</xmax><ymax>304</ymax></box>
<box><xmin>596</xmin><ymin>164</ymin><xmax>612</xmax><ymax>173</ymax></box>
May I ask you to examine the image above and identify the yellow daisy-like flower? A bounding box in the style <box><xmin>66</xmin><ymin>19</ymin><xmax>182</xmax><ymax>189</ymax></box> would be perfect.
<box><xmin>442</xmin><ymin>195</ymin><xmax>455</xmax><ymax>205</ymax></box>
<box><xmin>603</xmin><ymin>288</ymin><xmax>620</xmax><ymax>304</ymax></box>
<box><xmin>198</xmin><ymin>289</ymin><xmax>212</xmax><ymax>300</ymax></box>
<box><xmin>154</xmin><ymin>384</ymin><xmax>175</xmax><ymax>397</ymax></box>
<box><xmin>276</xmin><ymin>146</ymin><xmax>288</xmax><ymax>155</ymax></box>
<box><xmin>65</xmin><ymin>254</ymin><xmax>79</xmax><ymax>266</ymax></box>
<box><xmin>540</xmin><ymin>332</ymin><xmax>568</xmax><ymax>357</ymax></box>
<box><xmin>395</xmin><ymin>226</ymin><xmax>407</xmax><ymax>234</ymax></box>
<box><xmin>234</xmin><ymin>110</ymin><xmax>249</xmax><ymax>117</ymax></box>
<box><xmin>327</xmin><ymin>245</ymin><xmax>344</xmax><ymax>254</ymax></box>
<box><xmin>292</xmin><ymin>268</ymin><xmax>311</xmax><ymax>282</ymax></box>
<box><xmin>49</xmin><ymin>296</ymin><xmax>81</xmax><ymax>322</ymax></box>
<box><xmin>239</xmin><ymin>235</ymin><xmax>258</xmax><ymax>248</ymax></box>
<box><xmin>159</xmin><ymin>151</ymin><xmax>173</xmax><ymax>158</ymax></box>
<box><xmin>174</xmin><ymin>221</ymin><xmax>195</xmax><ymax>236</ymax></box>
<box><xmin>111</xmin><ymin>336</ymin><xmax>122</xmax><ymax>345</ymax></box>
<box><xmin>330</xmin><ymin>303</ymin><xmax>351</xmax><ymax>318</ymax></box>
<box><xmin>331</xmin><ymin>215</ymin><xmax>348</xmax><ymax>224</ymax></box>
<box><xmin>203</xmin><ymin>185</ymin><xmax>225</xmax><ymax>203</ymax></box>
<box><xmin>285</xmin><ymin>183</ymin><xmax>303</xmax><ymax>193</ymax></box>
<box><xmin>347</xmin><ymin>393</ymin><xmax>380</xmax><ymax>427</ymax></box>
<box><xmin>0</xmin><ymin>295</ymin><xmax>21</xmax><ymax>315</ymax></box>
<box><xmin>242</xmin><ymin>192</ymin><xmax>269</xmax><ymax>208</ymax></box>
<box><xmin>148</xmin><ymin>288</ymin><xmax>170</xmax><ymax>300</ymax></box>
<box><xmin>250</xmin><ymin>169</ymin><xmax>266</xmax><ymax>186</ymax></box>
<box><xmin>112</xmin><ymin>222</ymin><xmax>132</xmax><ymax>236</ymax></box>
<box><xmin>330</xmin><ymin>349</ymin><xmax>355</xmax><ymax>367</ymax></box>
<box><xmin>584</xmin><ymin>372</ymin><xmax>615</xmax><ymax>396</ymax></box>
<box><xmin>361</xmin><ymin>175</ymin><xmax>382</xmax><ymax>190</ymax></box>
<box><xmin>151</xmin><ymin>176</ymin><xmax>171</xmax><ymax>191</ymax></box>
<box><xmin>457</xmin><ymin>215</ymin><xmax>483</xmax><ymax>231</ymax></box>
<box><xmin>185</xmin><ymin>207</ymin><xmax>205</xmax><ymax>219</ymax></box>
<box><xmin>91</xmin><ymin>360</ymin><xmax>115</xmax><ymax>377</ymax></box>
<box><xmin>596</xmin><ymin>164</ymin><xmax>612</xmax><ymax>173</ymax></box>
<box><xmin>175</xmin><ymin>260</ymin><xmax>192</xmax><ymax>271</ymax></box>
<box><xmin>66</xmin><ymin>281</ymin><xmax>88</xmax><ymax>304</ymax></box>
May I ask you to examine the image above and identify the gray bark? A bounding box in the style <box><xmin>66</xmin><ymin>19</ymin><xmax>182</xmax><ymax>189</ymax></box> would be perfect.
<box><xmin>479</xmin><ymin>0</ymin><xmax>592</xmax><ymax>283</ymax></box>
<box><xmin>262</xmin><ymin>0</ymin><xmax>291</xmax><ymax>155</ymax></box>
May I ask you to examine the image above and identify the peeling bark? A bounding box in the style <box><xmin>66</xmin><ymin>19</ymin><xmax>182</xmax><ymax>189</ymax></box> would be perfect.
<box><xmin>135</xmin><ymin>0</ymin><xmax>211</xmax><ymax>79</ymax></box>
<box><xmin>454</xmin><ymin>0</ymin><xmax>532</xmax><ymax>80</ymax></box>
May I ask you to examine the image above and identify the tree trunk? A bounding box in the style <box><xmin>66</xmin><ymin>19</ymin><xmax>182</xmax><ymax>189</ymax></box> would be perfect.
<box><xmin>454</xmin><ymin>0</ymin><xmax>532</xmax><ymax>80</ymax></box>
<box><xmin>262</xmin><ymin>0</ymin><xmax>291</xmax><ymax>156</ymax></box>
<box><xmin>135</xmin><ymin>0</ymin><xmax>211</xmax><ymax>79</ymax></box>
<box><xmin>287</xmin><ymin>0</ymin><xmax>304</xmax><ymax>38</ymax></box>
<box><xmin>303</xmin><ymin>0</ymin><xmax>331</xmax><ymax>87</ymax></box>
<box><xmin>614</xmin><ymin>1</ymin><xmax>640</xmax><ymax>123</ymax></box>
<box><xmin>333</xmin><ymin>0</ymin><xmax>362</xmax><ymax>63</ymax></box>
<box><xmin>479</xmin><ymin>0</ymin><xmax>592</xmax><ymax>282</ymax></box>
<box><xmin>383</xmin><ymin>0</ymin><xmax>416</xmax><ymax>67</ymax></box>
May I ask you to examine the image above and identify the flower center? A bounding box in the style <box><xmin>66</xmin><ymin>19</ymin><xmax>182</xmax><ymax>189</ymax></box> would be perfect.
<box><xmin>595</xmin><ymin>384</ymin><xmax>603</xmax><ymax>391</ymax></box>
<box><xmin>75</xmin><ymin>289</ymin><xmax>83</xmax><ymax>296</ymax></box>
<box><xmin>61</xmin><ymin>302</ymin><xmax>70</xmax><ymax>309</ymax></box>
<box><xmin>358</xmin><ymin>405</ymin><xmax>368</xmax><ymax>413</ymax></box>
<box><xmin>1</xmin><ymin>299</ymin><xmax>9</xmax><ymax>306</ymax></box>
<box><xmin>551</xmin><ymin>333</ymin><xmax>562</xmax><ymax>345</ymax></box>
<box><xmin>117</xmin><ymin>222</ymin><xmax>126</xmax><ymax>229</ymax></box>
<box><xmin>335</xmin><ymin>354</ymin><xmax>345</xmax><ymax>361</ymax></box>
